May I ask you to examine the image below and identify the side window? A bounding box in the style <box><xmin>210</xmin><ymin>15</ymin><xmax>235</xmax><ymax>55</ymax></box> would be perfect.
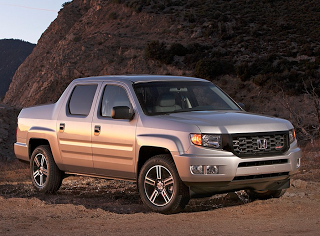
<box><xmin>68</xmin><ymin>84</ymin><xmax>97</xmax><ymax>116</ymax></box>
<box><xmin>101</xmin><ymin>85</ymin><xmax>132</xmax><ymax>117</ymax></box>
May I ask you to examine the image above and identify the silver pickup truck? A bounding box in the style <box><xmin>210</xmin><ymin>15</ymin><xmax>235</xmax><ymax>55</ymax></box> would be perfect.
<box><xmin>15</xmin><ymin>75</ymin><xmax>301</xmax><ymax>213</ymax></box>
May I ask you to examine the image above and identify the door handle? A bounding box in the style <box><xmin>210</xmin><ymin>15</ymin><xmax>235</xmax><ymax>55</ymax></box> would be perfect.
<box><xmin>94</xmin><ymin>125</ymin><xmax>101</xmax><ymax>136</ymax></box>
<box><xmin>59</xmin><ymin>123</ymin><xmax>65</xmax><ymax>133</ymax></box>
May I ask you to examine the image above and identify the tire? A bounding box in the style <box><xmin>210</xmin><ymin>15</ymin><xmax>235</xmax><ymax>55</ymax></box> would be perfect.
<box><xmin>30</xmin><ymin>145</ymin><xmax>63</xmax><ymax>193</ymax></box>
<box><xmin>246</xmin><ymin>189</ymin><xmax>287</xmax><ymax>200</ymax></box>
<box><xmin>138</xmin><ymin>154</ymin><xmax>190</xmax><ymax>214</ymax></box>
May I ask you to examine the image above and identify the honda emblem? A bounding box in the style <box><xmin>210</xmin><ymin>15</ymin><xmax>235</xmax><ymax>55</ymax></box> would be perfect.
<box><xmin>257</xmin><ymin>139</ymin><xmax>267</xmax><ymax>150</ymax></box>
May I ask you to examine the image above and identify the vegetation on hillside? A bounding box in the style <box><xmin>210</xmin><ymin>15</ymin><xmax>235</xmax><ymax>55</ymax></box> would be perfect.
<box><xmin>137</xmin><ymin>0</ymin><xmax>320</xmax><ymax>96</ymax></box>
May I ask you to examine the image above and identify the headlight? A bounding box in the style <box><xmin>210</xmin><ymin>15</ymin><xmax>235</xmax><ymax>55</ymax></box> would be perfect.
<box><xmin>289</xmin><ymin>129</ymin><xmax>296</xmax><ymax>144</ymax></box>
<box><xmin>190</xmin><ymin>134</ymin><xmax>222</xmax><ymax>149</ymax></box>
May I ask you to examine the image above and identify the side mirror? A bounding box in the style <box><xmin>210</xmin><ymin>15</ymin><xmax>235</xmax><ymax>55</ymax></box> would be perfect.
<box><xmin>111</xmin><ymin>106</ymin><xmax>134</xmax><ymax>120</ymax></box>
<box><xmin>238</xmin><ymin>103</ymin><xmax>245</xmax><ymax>110</ymax></box>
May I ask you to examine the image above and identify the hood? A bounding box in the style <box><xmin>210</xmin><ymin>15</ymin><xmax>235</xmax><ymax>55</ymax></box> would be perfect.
<box><xmin>165</xmin><ymin>111</ymin><xmax>293</xmax><ymax>134</ymax></box>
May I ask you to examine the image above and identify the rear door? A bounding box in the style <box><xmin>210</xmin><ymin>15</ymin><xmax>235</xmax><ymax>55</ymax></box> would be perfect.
<box><xmin>91</xmin><ymin>82</ymin><xmax>137</xmax><ymax>180</ymax></box>
<box><xmin>57</xmin><ymin>83</ymin><xmax>100</xmax><ymax>174</ymax></box>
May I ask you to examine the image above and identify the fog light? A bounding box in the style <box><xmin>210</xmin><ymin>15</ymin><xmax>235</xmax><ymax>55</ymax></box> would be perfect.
<box><xmin>296</xmin><ymin>158</ymin><xmax>301</xmax><ymax>168</ymax></box>
<box><xmin>190</xmin><ymin>165</ymin><xmax>220</xmax><ymax>175</ymax></box>
<box><xmin>206</xmin><ymin>165</ymin><xmax>219</xmax><ymax>174</ymax></box>
<box><xmin>190</xmin><ymin>165</ymin><xmax>204</xmax><ymax>174</ymax></box>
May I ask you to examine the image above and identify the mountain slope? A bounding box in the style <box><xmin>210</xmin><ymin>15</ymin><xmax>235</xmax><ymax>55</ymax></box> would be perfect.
<box><xmin>0</xmin><ymin>39</ymin><xmax>35</xmax><ymax>98</ymax></box>
<box><xmin>4</xmin><ymin>0</ymin><xmax>320</xmax><ymax>108</ymax></box>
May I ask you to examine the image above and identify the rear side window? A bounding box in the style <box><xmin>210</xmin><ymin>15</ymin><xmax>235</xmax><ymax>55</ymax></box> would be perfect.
<box><xmin>68</xmin><ymin>84</ymin><xmax>97</xmax><ymax>116</ymax></box>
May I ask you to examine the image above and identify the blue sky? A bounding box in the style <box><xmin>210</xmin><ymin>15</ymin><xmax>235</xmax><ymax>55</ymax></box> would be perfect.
<box><xmin>0</xmin><ymin>0</ymin><xmax>67</xmax><ymax>44</ymax></box>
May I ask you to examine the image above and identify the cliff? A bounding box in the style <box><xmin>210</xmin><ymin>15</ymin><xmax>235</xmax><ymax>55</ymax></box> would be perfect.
<box><xmin>4</xmin><ymin>0</ymin><xmax>320</xmax><ymax>108</ymax></box>
<box><xmin>4</xmin><ymin>0</ymin><xmax>192</xmax><ymax>106</ymax></box>
<box><xmin>2</xmin><ymin>0</ymin><xmax>320</xmax><ymax>142</ymax></box>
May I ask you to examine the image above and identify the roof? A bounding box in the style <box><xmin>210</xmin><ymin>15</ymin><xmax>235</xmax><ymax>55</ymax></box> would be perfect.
<box><xmin>74</xmin><ymin>75</ymin><xmax>208</xmax><ymax>83</ymax></box>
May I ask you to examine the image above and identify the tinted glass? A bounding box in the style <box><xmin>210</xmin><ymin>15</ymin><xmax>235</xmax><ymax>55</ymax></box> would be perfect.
<box><xmin>133</xmin><ymin>81</ymin><xmax>239</xmax><ymax>115</ymax></box>
<box><xmin>101</xmin><ymin>85</ymin><xmax>132</xmax><ymax>117</ymax></box>
<box><xmin>68</xmin><ymin>84</ymin><xmax>97</xmax><ymax>116</ymax></box>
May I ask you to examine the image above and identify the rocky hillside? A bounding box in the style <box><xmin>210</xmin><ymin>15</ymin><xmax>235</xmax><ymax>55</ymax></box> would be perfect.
<box><xmin>0</xmin><ymin>39</ymin><xmax>35</xmax><ymax>99</ymax></box>
<box><xmin>0</xmin><ymin>105</ymin><xmax>20</xmax><ymax>161</ymax></box>
<box><xmin>3</xmin><ymin>0</ymin><xmax>320</xmax><ymax>140</ymax></box>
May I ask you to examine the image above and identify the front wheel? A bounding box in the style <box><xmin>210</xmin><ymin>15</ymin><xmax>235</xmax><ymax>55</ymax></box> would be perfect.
<box><xmin>30</xmin><ymin>145</ymin><xmax>63</xmax><ymax>193</ymax></box>
<box><xmin>138</xmin><ymin>154</ymin><xmax>190</xmax><ymax>214</ymax></box>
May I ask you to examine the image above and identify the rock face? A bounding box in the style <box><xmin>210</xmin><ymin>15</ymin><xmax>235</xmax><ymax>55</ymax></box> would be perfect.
<box><xmin>3</xmin><ymin>0</ymin><xmax>191</xmax><ymax>107</ymax></box>
<box><xmin>0</xmin><ymin>39</ymin><xmax>35</xmax><ymax>98</ymax></box>
<box><xmin>3</xmin><ymin>0</ymin><xmax>320</xmax><ymax>110</ymax></box>
<box><xmin>0</xmin><ymin>105</ymin><xmax>20</xmax><ymax>161</ymax></box>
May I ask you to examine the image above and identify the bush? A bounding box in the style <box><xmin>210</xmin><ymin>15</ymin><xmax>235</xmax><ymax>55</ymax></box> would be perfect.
<box><xmin>108</xmin><ymin>12</ymin><xmax>118</xmax><ymax>20</ymax></box>
<box><xmin>186</xmin><ymin>43</ymin><xmax>211</xmax><ymax>54</ymax></box>
<box><xmin>253</xmin><ymin>74</ymin><xmax>268</xmax><ymax>86</ymax></box>
<box><xmin>235</xmin><ymin>62</ymin><xmax>251</xmax><ymax>81</ymax></box>
<box><xmin>194</xmin><ymin>59</ymin><xmax>223</xmax><ymax>79</ymax></box>
<box><xmin>144</xmin><ymin>40</ymin><xmax>173</xmax><ymax>64</ymax></box>
<box><xmin>73</xmin><ymin>35</ymin><xmax>81</xmax><ymax>42</ymax></box>
<box><xmin>61</xmin><ymin>1</ymin><xmax>72</xmax><ymax>8</ymax></box>
<box><xmin>169</xmin><ymin>43</ymin><xmax>188</xmax><ymax>56</ymax></box>
<box><xmin>112</xmin><ymin>0</ymin><xmax>124</xmax><ymax>3</ymax></box>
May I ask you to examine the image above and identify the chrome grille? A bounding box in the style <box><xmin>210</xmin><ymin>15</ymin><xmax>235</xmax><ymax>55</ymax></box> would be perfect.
<box><xmin>232</xmin><ymin>132</ymin><xmax>289</xmax><ymax>157</ymax></box>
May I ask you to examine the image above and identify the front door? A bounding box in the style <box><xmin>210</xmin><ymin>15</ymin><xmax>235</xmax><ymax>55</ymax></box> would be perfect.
<box><xmin>91</xmin><ymin>83</ymin><xmax>137</xmax><ymax>179</ymax></box>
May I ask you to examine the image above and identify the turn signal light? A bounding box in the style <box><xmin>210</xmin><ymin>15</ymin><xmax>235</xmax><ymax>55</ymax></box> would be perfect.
<box><xmin>190</xmin><ymin>134</ymin><xmax>202</xmax><ymax>146</ymax></box>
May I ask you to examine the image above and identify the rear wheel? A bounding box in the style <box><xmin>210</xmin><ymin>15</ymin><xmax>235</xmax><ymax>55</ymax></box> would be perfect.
<box><xmin>246</xmin><ymin>189</ymin><xmax>287</xmax><ymax>200</ymax></box>
<box><xmin>138</xmin><ymin>154</ymin><xmax>190</xmax><ymax>214</ymax></box>
<box><xmin>30</xmin><ymin>145</ymin><xmax>63</xmax><ymax>193</ymax></box>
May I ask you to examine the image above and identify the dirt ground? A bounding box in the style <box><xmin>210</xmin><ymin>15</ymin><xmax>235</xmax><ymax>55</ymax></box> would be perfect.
<box><xmin>0</xmin><ymin>159</ymin><xmax>319</xmax><ymax>236</ymax></box>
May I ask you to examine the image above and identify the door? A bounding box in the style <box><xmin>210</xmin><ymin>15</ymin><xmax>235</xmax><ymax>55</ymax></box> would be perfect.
<box><xmin>57</xmin><ymin>83</ymin><xmax>99</xmax><ymax>174</ymax></box>
<box><xmin>91</xmin><ymin>83</ymin><xmax>137</xmax><ymax>179</ymax></box>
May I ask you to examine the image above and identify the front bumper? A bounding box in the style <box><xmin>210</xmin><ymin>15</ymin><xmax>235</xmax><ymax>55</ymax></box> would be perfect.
<box><xmin>173</xmin><ymin>144</ymin><xmax>301</xmax><ymax>194</ymax></box>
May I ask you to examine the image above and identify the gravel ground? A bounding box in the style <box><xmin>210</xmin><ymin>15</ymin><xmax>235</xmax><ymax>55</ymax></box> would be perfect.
<box><xmin>0</xmin><ymin>161</ymin><xmax>319</xmax><ymax>236</ymax></box>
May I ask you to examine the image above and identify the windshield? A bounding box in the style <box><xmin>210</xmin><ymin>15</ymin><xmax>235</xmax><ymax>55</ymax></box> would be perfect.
<box><xmin>133</xmin><ymin>81</ymin><xmax>240</xmax><ymax>115</ymax></box>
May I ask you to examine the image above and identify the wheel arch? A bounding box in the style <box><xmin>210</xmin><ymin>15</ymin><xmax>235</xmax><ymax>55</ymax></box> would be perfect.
<box><xmin>29</xmin><ymin>138</ymin><xmax>50</xmax><ymax>159</ymax></box>
<box><xmin>137</xmin><ymin>146</ymin><xmax>174</xmax><ymax>178</ymax></box>
<box><xmin>26</xmin><ymin>126</ymin><xmax>62</xmax><ymax>166</ymax></box>
<box><xmin>136</xmin><ymin>134</ymin><xmax>187</xmax><ymax>178</ymax></box>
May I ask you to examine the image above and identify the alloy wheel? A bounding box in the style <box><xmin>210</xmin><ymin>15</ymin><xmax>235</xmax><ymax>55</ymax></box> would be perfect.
<box><xmin>144</xmin><ymin>165</ymin><xmax>174</xmax><ymax>207</ymax></box>
<box><xmin>32</xmin><ymin>153</ymin><xmax>48</xmax><ymax>187</ymax></box>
